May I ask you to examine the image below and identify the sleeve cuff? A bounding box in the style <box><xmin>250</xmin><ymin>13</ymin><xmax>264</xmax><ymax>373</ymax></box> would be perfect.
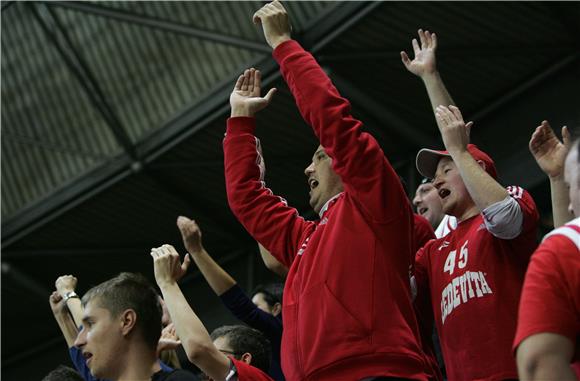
<box><xmin>272</xmin><ymin>39</ymin><xmax>301</xmax><ymax>63</ymax></box>
<box><xmin>226</xmin><ymin>117</ymin><xmax>256</xmax><ymax>135</ymax></box>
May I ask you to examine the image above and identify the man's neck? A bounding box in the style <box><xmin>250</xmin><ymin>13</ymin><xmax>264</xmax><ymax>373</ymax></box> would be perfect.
<box><xmin>116</xmin><ymin>345</ymin><xmax>158</xmax><ymax>381</ymax></box>
<box><xmin>456</xmin><ymin>204</ymin><xmax>480</xmax><ymax>223</ymax></box>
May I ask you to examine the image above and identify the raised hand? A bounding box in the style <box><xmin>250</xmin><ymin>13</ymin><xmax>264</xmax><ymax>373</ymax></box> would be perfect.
<box><xmin>177</xmin><ymin>216</ymin><xmax>203</xmax><ymax>255</ymax></box>
<box><xmin>401</xmin><ymin>29</ymin><xmax>438</xmax><ymax>78</ymax></box>
<box><xmin>151</xmin><ymin>244</ymin><xmax>191</xmax><ymax>288</ymax></box>
<box><xmin>529</xmin><ymin>121</ymin><xmax>570</xmax><ymax>179</ymax></box>
<box><xmin>55</xmin><ymin>275</ymin><xmax>77</xmax><ymax>297</ymax></box>
<box><xmin>229</xmin><ymin>68</ymin><xmax>276</xmax><ymax>117</ymax></box>
<box><xmin>435</xmin><ymin>105</ymin><xmax>472</xmax><ymax>154</ymax></box>
<box><xmin>253</xmin><ymin>0</ymin><xmax>291</xmax><ymax>49</ymax></box>
<box><xmin>49</xmin><ymin>291</ymin><xmax>67</xmax><ymax>316</ymax></box>
<box><xmin>157</xmin><ymin>322</ymin><xmax>181</xmax><ymax>355</ymax></box>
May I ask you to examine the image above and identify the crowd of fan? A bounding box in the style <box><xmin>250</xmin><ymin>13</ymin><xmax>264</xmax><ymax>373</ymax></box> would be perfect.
<box><xmin>43</xmin><ymin>2</ymin><xmax>579</xmax><ymax>381</ymax></box>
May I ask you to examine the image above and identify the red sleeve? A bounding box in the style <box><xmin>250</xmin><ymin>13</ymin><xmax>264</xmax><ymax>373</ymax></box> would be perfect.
<box><xmin>223</xmin><ymin>117</ymin><xmax>314</xmax><ymax>268</ymax></box>
<box><xmin>273</xmin><ymin>40</ymin><xmax>411</xmax><ymax>224</ymax></box>
<box><xmin>513</xmin><ymin>235</ymin><xmax>578</xmax><ymax>351</ymax></box>
<box><xmin>231</xmin><ymin>358</ymin><xmax>274</xmax><ymax>381</ymax></box>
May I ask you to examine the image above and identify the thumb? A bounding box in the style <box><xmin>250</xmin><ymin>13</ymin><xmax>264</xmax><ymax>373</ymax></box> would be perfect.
<box><xmin>400</xmin><ymin>51</ymin><xmax>411</xmax><ymax>67</ymax></box>
<box><xmin>263</xmin><ymin>87</ymin><xmax>277</xmax><ymax>103</ymax></box>
<box><xmin>562</xmin><ymin>126</ymin><xmax>571</xmax><ymax>148</ymax></box>
<box><xmin>252</xmin><ymin>12</ymin><xmax>261</xmax><ymax>25</ymax></box>
<box><xmin>181</xmin><ymin>253</ymin><xmax>192</xmax><ymax>273</ymax></box>
<box><xmin>465</xmin><ymin>121</ymin><xmax>473</xmax><ymax>138</ymax></box>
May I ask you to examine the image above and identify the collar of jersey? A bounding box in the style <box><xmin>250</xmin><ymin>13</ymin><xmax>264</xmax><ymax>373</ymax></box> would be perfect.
<box><xmin>319</xmin><ymin>192</ymin><xmax>343</xmax><ymax>218</ymax></box>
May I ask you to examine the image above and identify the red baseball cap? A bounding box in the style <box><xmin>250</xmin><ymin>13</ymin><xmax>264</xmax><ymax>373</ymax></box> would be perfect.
<box><xmin>416</xmin><ymin>144</ymin><xmax>498</xmax><ymax>180</ymax></box>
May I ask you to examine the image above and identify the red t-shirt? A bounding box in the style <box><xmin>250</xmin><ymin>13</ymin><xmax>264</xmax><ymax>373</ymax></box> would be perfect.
<box><xmin>513</xmin><ymin>218</ymin><xmax>580</xmax><ymax>378</ymax></box>
<box><xmin>415</xmin><ymin>187</ymin><xmax>538</xmax><ymax>380</ymax></box>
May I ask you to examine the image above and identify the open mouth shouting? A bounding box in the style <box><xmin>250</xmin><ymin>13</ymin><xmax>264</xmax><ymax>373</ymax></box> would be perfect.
<box><xmin>438</xmin><ymin>188</ymin><xmax>451</xmax><ymax>199</ymax></box>
<box><xmin>308</xmin><ymin>177</ymin><xmax>319</xmax><ymax>193</ymax></box>
<box><xmin>418</xmin><ymin>207</ymin><xmax>429</xmax><ymax>216</ymax></box>
<box><xmin>83</xmin><ymin>351</ymin><xmax>94</xmax><ymax>366</ymax></box>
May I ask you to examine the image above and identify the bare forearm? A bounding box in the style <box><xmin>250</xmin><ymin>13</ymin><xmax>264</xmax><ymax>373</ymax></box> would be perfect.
<box><xmin>519</xmin><ymin>355</ymin><xmax>577</xmax><ymax>381</ymax></box>
<box><xmin>452</xmin><ymin>150</ymin><xmax>508</xmax><ymax>211</ymax></box>
<box><xmin>66</xmin><ymin>298</ymin><xmax>83</xmax><ymax>329</ymax></box>
<box><xmin>158</xmin><ymin>282</ymin><xmax>229</xmax><ymax>379</ymax></box>
<box><xmin>258</xmin><ymin>243</ymin><xmax>288</xmax><ymax>278</ymax></box>
<box><xmin>190</xmin><ymin>248</ymin><xmax>236</xmax><ymax>296</ymax></box>
<box><xmin>549</xmin><ymin>176</ymin><xmax>574</xmax><ymax>227</ymax></box>
<box><xmin>422</xmin><ymin>72</ymin><xmax>455</xmax><ymax>112</ymax></box>
<box><xmin>53</xmin><ymin>312</ymin><xmax>79</xmax><ymax>348</ymax></box>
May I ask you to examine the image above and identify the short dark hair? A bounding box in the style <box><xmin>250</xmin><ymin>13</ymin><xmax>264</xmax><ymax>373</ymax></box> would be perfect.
<box><xmin>210</xmin><ymin>325</ymin><xmax>272</xmax><ymax>373</ymax></box>
<box><xmin>251</xmin><ymin>283</ymin><xmax>283</xmax><ymax>307</ymax></box>
<box><xmin>42</xmin><ymin>365</ymin><xmax>84</xmax><ymax>381</ymax></box>
<box><xmin>82</xmin><ymin>272</ymin><xmax>162</xmax><ymax>349</ymax></box>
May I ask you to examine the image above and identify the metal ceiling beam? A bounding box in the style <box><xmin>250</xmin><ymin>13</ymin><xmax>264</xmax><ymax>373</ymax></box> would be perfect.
<box><xmin>469</xmin><ymin>53</ymin><xmax>580</xmax><ymax>124</ymax></box>
<box><xmin>329</xmin><ymin>71</ymin><xmax>439</xmax><ymax>147</ymax></box>
<box><xmin>1</xmin><ymin>2</ymin><xmax>386</xmax><ymax>248</ymax></box>
<box><xmin>29</xmin><ymin>3</ymin><xmax>138</xmax><ymax>161</ymax></box>
<box><xmin>46</xmin><ymin>1</ymin><xmax>271</xmax><ymax>54</ymax></box>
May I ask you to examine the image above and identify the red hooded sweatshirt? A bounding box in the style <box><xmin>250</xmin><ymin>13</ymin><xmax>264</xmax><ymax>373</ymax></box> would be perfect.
<box><xmin>224</xmin><ymin>40</ymin><xmax>428</xmax><ymax>381</ymax></box>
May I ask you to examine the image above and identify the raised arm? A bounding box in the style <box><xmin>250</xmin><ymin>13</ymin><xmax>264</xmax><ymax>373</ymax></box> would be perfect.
<box><xmin>151</xmin><ymin>244</ymin><xmax>230</xmax><ymax>381</ymax></box>
<box><xmin>401</xmin><ymin>29</ymin><xmax>455</xmax><ymax>113</ymax></box>
<box><xmin>258</xmin><ymin>243</ymin><xmax>288</xmax><ymax>278</ymax></box>
<box><xmin>254</xmin><ymin>1</ymin><xmax>409</xmax><ymax>223</ymax></box>
<box><xmin>435</xmin><ymin>105</ymin><xmax>508</xmax><ymax>210</ymax></box>
<box><xmin>529</xmin><ymin>121</ymin><xmax>574</xmax><ymax>227</ymax></box>
<box><xmin>225</xmin><ymin>68</ymin><xmax>313</xmax><ymax>267</ymax></box>
<box><xmin>176</xmin><ymin>216</ymin><xmax>235</xmax><ymax>295</ymax></box>
<box><xmin>49</xmin><ymin>291</ymin><xmax>78</xmax><ymax>348</ymax></box>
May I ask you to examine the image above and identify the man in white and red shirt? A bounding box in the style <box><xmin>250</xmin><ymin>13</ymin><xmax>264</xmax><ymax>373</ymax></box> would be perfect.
<box><xmin>414</xmin><ymin>105</ymin><xmax>539</xmax><ymax>380</ymax></box>
<box><xmin>514</xmin><ymin>139</ymin><xmax>580</xmax><ymax>380</ymax></box>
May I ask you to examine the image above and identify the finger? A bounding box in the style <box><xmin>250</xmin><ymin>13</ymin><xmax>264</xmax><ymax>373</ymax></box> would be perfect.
<box><xmin>418</xmin><ymin>29</ymin><xmax>426</xmax><ymax>49</ymax></box>
<box><xmin>562</xmin><ymin>126</ymin><xmax>571</xmax><ymax>147</ymax></box>
<box><xmin>248</xmin><ymin>68</ymin><xmax>255</xmax><ymax>91</ymax></box>
<box><xmin>252</xmin><ymin>10</ymin><xmax>262</xmax><ymax>25</ymax></box>
<box><xmin>425</xmin><ymin>30</ymin><xmax>432</xmax><ymax>47</ymax></box>
<box><xmin>240</xmin><ymin>69</ymin><xmax>250</xmax><ymax>91</ymax></box>
<box><xmin>448</xmin><ymin>105</ymin><xmax>463</xmax><ymax>121</ymax></box>
<box><xmin>181</xmin><ymin>253</ymin><xmax>192</xmax><ymax>273</ymax></box>
<box><xmin>465</xmin><ymin>121</ymin><xmax>473</xmax><ymax>137</ymax></box>
<box><xmin>233</xmin><ymin>74</ymin><xmax>244</xmax><ymax>91</ymax></box>
<box><xmin>400</xmin><ymin>51</ymin><xmax>411</xmax><ymax>67</ymax></box>
<box><xmin>255</xmin><ymin>69</ymin><xmax>262</xmax><ymax>92</ymax></box>
<box><xmin>263</xmin><ymin>87</ymin><xmax>277</xmax><ymax>103</ymax></box>
<box><xmin>431</xmin><ymin>32</ymin><xmax>438</xmax><ymax>49</ymax></box>
<box><xmin>412</xmin><ymin>38</ymin><xmax>420</xmax><ymax>55</ymax></box>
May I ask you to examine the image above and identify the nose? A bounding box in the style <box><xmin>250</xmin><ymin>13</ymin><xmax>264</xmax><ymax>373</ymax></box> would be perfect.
<box><xmin>74</xmin><ymin>326</ymin><xmax>87</xmax><ymax>348</ymax></box>
<box><xmin>304</xmin><ymin>162</ymin><xmax>314</xmax><ymax>177</ymax></box>
<box><xmin>568</xmin><ymin>202</ymin><xmax>574</xmax><ymax>217</ymax></box>
<box><xmin>412</xmin><ymin>193</ymin><xmax>422</xmax><ymax>207</ymax></box>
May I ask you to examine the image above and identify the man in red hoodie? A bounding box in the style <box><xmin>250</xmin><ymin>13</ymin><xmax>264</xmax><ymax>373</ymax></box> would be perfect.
<box><xmin>223</xmin><ymin>2</ymin><xmax>428</xmax><ymax>380</ymax></box>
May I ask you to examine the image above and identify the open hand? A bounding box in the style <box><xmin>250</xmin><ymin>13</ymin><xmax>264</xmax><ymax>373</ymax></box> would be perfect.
<box><xmin>229</xmin><ymin>68</ymin><xmax>276</xmax><ymax>117</ymax></box>
<box><xmin>401</xmin><ymin>29</ymin><xmax>438</xmax><ymax>78</ymax></box>
<box><xmin>151</xmin><ymin>244</ymin><xmax>191</xmax><ymax>288</ymax></box>
<box><xmin>157</xmin><ymin>323</ymin><xmax>181</xmax><ymax>355</ymax></box>
<box><xmin>529</xmin><ymin>121</ymin><xmax>570</xmax><ymax>179</ymax></box>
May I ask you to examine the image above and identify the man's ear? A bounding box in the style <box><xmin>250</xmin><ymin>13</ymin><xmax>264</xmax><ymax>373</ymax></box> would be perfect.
<box><xmin>120</xmin><ymin>309</ymin><xmax>137</xmax><ymax>337</ymax></box>
<box><xmin>476</xmin><ymin>160</ymin><xmax>487</xmax><ymax>172</ymax></box>
<box><xmin>240</xmin><ymin>352</ymin><xmax>253</xmax><ymax>365</ymax></box>
<box><xmin>272</xmin><ymin>302</ymin><xmax>282</xmax><ymax>317</ymax></box>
